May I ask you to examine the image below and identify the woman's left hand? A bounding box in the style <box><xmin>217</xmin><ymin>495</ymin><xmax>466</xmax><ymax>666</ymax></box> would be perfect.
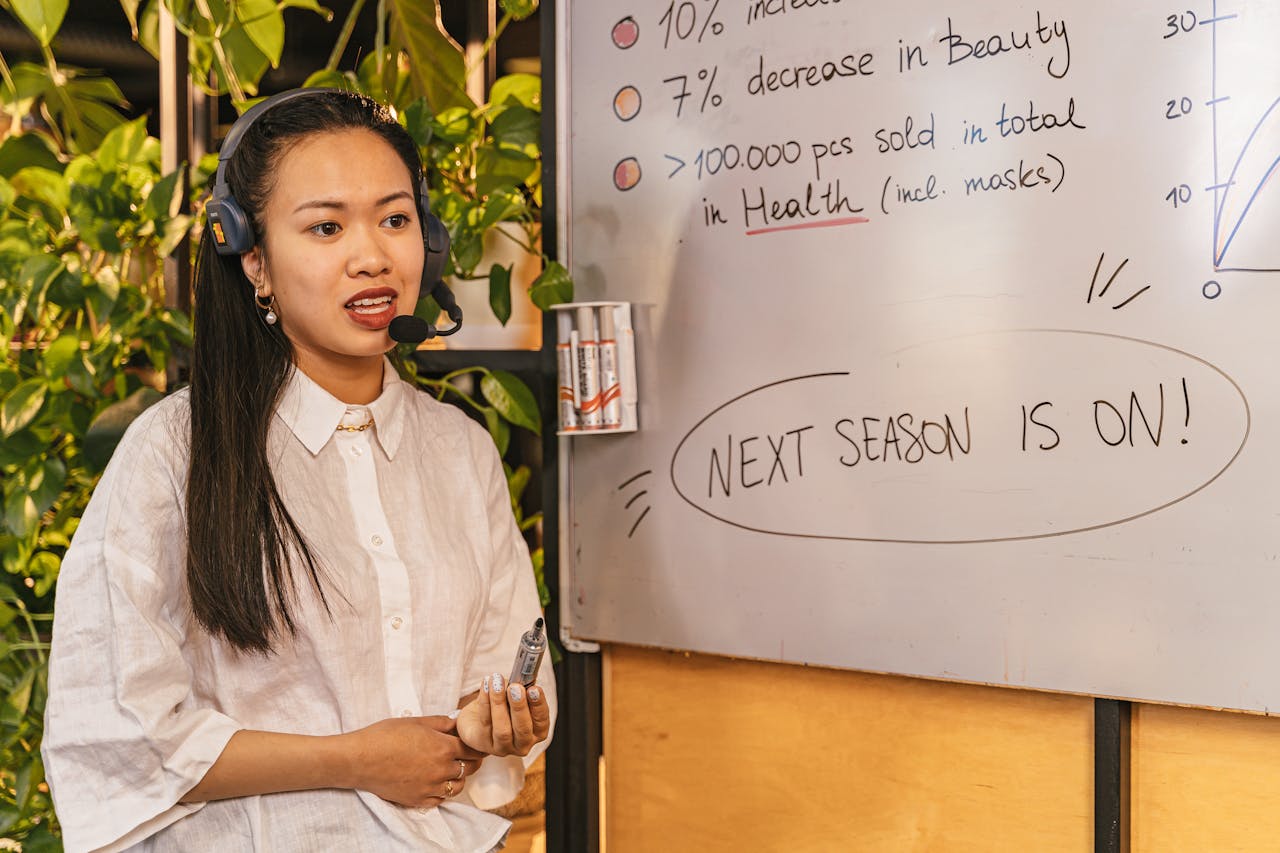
<box><xmin>455</xmin><ymin>673</ymin><xmax>551</xmax><ymax>757</ymax></box>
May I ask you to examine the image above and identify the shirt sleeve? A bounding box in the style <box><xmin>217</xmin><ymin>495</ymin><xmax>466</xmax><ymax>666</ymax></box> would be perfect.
<box><xmin>458</xmin><ymin>423</ymin><xmax>558</xmax><ymax>811</ymax></box>
<box><xmin>42</xmin><ymin>399</ymin><xmax>242</xmax><ymax>853</ymax></box>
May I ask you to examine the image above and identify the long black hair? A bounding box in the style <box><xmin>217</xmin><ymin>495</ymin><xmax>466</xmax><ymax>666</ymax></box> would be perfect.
<box><xmin>187</xmin><ymin>90</ymin><xmax>425</xmax><ymax>653</ymax></box>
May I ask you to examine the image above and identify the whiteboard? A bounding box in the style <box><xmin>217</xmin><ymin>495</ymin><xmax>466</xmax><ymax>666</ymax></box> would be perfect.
<box><xmin>558</xmin><ymin>0</ymin><xmax>1280</xmax><ymax>712</ymax></box>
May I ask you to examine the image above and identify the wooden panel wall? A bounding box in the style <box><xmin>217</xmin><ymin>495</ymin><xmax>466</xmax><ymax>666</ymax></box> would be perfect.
<box><xmin>602</xmin><ymin>646</ymin><xmax>1094</xmax><ymax>852</ymax></box>
<box><xmin>1133</xmin><ymin>704</ymin><xmax>1280</xmax><ymax>851</ymax></box>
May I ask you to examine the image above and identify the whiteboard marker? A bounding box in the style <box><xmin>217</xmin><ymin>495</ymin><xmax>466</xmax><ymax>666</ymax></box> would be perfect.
<box><xmin>509</xmin><ymin>617</ymin><xmax>546</xmax><ymax>686</ymax></box>
<box><xmin>575</xmin><ymin>306</ymin><xmax>603</xmax><ymax>429</ymax></box>
<box><xmin>557</xmin><ymin>312</ymin><xmax>580</xmax><ymax>432</ymax></box>
<box><xmin>598</xmin><ymin>307</ymin><xmax>623</xmax><ymax>429</ymax></box>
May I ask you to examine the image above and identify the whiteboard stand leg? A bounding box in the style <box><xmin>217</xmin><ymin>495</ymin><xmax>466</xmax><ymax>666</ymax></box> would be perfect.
<box><xmin>1093</xmin><ymin>698</ymin><xmax>1131</xmax><ymax>853</ymax></box>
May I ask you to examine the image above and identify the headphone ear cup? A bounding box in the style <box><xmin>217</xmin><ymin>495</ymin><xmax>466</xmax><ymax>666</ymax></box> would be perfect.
<box><xmin>206</xmin><ymin>196</ymin><xmax>256</xmax><ymax>256</ymax></box>
<box><xmin>422</xmin><ymin>213</ymin><xmax>451</xmax><ymax>287</ymax></box>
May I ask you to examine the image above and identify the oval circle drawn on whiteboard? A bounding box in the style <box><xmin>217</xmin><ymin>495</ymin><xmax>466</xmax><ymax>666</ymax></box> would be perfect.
<box><xmin>668</xmin><ymin>330</ymin><xmax>1251</xmax><ymax>544</ymax></box>
<box><xmin>611</xmin><ymin>16</ymin><xmax>639</xmax><ymax>49</ymax></box>
<box><xmin>613</xmin><ymin>85</ymin><xmax>642</xmax><ymax>121</ymax></box>
<box><xmin>613</xmin><ymin>157</ymin><xmax>642</xmax><ymax>191</ymax></box>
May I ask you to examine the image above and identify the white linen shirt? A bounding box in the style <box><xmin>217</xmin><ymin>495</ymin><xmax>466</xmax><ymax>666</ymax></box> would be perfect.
<box><xmin>42</xmin><ymin>361</ymin><xmax>555</xmax><ymax>853</ymax></box>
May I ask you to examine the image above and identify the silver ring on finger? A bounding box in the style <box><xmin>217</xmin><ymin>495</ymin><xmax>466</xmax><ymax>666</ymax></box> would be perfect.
<box><xmin>455</xmin><ymin>759</ymin><xmax>466</xmax><ymax>780</ymax></box>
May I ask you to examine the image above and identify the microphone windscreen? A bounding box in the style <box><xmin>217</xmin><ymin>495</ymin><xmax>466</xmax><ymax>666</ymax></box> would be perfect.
<box><xmin>388</xmin><ymin>315</ymin><xmax>433</xmax><ymax>344</ymax></box>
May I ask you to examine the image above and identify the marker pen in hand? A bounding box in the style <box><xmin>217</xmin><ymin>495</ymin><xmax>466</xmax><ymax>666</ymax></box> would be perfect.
<box><xmin>510</xmin><ymin>618</ymin><xmax>547</xmax><ymax>687</ymax></box>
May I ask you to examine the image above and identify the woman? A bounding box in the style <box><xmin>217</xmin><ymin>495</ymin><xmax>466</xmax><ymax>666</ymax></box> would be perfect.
<box><xmin>42</xmin><ymin>89</ymin><xmax>554</xmax><ymax>852</ymax></box>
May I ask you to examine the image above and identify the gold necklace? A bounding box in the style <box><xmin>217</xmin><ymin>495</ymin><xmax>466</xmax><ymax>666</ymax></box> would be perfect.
<box><xmin>335</xmin><ymin>417</ymin><xmax>374</xmax><ymax>433</ymax></box>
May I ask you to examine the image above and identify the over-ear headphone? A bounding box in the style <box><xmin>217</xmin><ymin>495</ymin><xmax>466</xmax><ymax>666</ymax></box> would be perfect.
<box><xmin>205</xmin><ymin>88</ymin><xmax>461</xmax><ymax>338</ymax></box>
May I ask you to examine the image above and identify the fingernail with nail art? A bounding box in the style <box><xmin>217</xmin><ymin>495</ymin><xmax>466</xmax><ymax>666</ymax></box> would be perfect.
<box><xmin>528</xmin><ymin>686</ymin><xmax>541</xmax><ymax>702</ymax></box>
<box><xmin>509</xmin><ymin>683</ymin><xmax>524</xmax><ymax>703</ymax></box>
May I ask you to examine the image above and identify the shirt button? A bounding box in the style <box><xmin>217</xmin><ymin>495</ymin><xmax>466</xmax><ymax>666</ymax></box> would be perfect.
<box><xmin>371</xmin><ymin>534</ymin><xmax>383</xmax><ymax>547</ymax></box>
<box><xmin>401</xmin><ymin>709</ymin><xmax>413</xmax><ymax>717</ymax></box>
<box><xmin>351</xmin><ymin>445</ymin><xmax>364</xmax><ymax>457</ymax></box>
<box><xmin>390</xmin><ymin>616</ymin><xmax>403</xmax><ymax>630</ymax></box>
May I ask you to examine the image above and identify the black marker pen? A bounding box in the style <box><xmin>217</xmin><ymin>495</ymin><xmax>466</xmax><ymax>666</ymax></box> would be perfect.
<box><xmin>510</xmin><ymin>618</ymin><xmax>546</xmax><ymax>687</ymax></box>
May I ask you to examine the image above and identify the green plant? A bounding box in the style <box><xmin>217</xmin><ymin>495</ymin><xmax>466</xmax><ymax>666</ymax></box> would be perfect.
<box><xmin>0</xmin><ymin>109</ymin><xmax>194</xmax><ymax>845</ymax></box>
<box><xmin>304</xmin><ymin>0</ymin><xmax>573</xmax><ymax>328</ymax></box>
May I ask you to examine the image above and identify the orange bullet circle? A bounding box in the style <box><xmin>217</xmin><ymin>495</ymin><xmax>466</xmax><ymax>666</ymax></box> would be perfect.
<box><xmin>613</xmin><ymin>86</ymin><xmax>642</xmax><ymax>121</ymax></box>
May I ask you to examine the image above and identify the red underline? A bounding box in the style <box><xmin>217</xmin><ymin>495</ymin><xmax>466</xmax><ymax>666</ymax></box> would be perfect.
<box><xmin>744</xmin><ymin>215</ymin><xmax>871</xmax><ymax>236</ymax></box>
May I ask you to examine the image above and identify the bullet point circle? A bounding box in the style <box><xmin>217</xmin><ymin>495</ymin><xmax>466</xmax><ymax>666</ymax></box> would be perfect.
<box><xmin>613</xmin><ymin>86</ymin><xmax>642</xmax><ymax>121</ymax></box>
<box><xmin>614</xmin><ymin>157</ymin><xmax>642</xmax><ymax>191</ymax></box>
<box><xmin>612</xmin><ymin>16</ymin><xmax>639</xmax><ymax>49</ymax></box>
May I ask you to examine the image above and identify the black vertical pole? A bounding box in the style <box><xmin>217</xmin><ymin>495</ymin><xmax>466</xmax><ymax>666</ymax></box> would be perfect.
<box><xmin>1094</xmin><ymin>699</ymin><xmax>1131</xmax><ymax>853</ymax></box>
<box><xmin>541</xmin><ymin>2</ymin><xmax>603</xmax><ymax>851</ymax></box>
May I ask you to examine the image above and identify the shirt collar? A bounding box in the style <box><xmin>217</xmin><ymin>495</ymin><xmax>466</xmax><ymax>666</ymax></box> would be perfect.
<box><xmin>275</xmin><ymin>358</ymin><xmax>406</xmax><ymax>459</ymax></box>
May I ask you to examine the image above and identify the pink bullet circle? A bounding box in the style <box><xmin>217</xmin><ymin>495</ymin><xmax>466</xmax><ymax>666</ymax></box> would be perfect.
<box><xmin>614</xmin><ymin>158</ymin><xmax>642</xmax><ymax>191</ymax></box>
<box><xmin>612</xmin><ymin>16</ymin><xmax>639</xmax><ymax>49</ymax></box>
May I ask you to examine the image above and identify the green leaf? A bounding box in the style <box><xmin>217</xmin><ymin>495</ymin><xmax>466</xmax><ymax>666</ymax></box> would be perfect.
<box><xmin>95</xmin><ymin>115</ymin><xmax>149</xmax><ymax>172</ymax></box>
<box><xmin>433</xmin><ymin>106</ymin><xmax>474</xmax><ymax>144</ymax></box>
<box><xmin>0</xmin><ymin>175</ymin><xmax>13</xmax><ymax>210</ymax></box>
<box><xmin>15</xmin><ymin>755</ymin><xmax>37</xmax><ymax>811</ymax></box>
<box><xmin>20</xmin><ymin>824</ymin><xmax>62</xmax><ymax>853</ymax></box>
<box><xmin>507</xmin><ymin>463</ymin><xmax>531</xmax><ymax>506</ymax></box>
<box><xmin>1</xmin><ymin>666</ymin><xmax>34</xmax><ymax>726</ymax></box>
<box><xmin>158</xmin><ymin>213</ymin><xmax>193</xmax><ymax>258</ymax></box>
<box><xmin>387</xmin><ymin>0</ymin><xmax>472</xmax><ymax>112</ymax></box>
<box><xmin>0</xmin><ymin>430</ymin><xmax>44</xmax><ymax>470</ymax></box>
<box><xmin>490</xmin><ymin>104</ymin><xmax>540</xmax><ymax>157</ymax></box>
<box><xmin>475</xmin><ymin>145</ymin><xmax>537</xmax><ymax>196</ymax></box>
<box><xmin>82</xmin><ymin>387</ymin><xmax>164</xmax><ymax>472</ymax></box>
<box><xmin>498</xmin><ymin>0</ymin><xmax>538</xmax><ymax>20</ymax></box>
<box><xmin>10</xmin><ymin>166</ymin><xmax>68</xmax><ymax>215</ymax></box>
<box><xmin>142</xmin><ymin>166</ymin><xmax>185</xmax><ymax>222</ymax></box>
<box><xmin>282</xmin><ymin>0</ymin><xmax>333</xmax><ymax>16</ymax></box>
<box><xmin>489</xmin><ymin>73</ymin><xmax>540</xmax><ymax>110</ymax></box>
<box><xmin>531</xmin><ymin>547</ymin><xmax>549</xmax><ymax>607</ymax></box>
<box><xmin>481</xmin><ymin>369</ymin><xmax>540</xmax><ymax>435</ymax></box>
<box><xmin>1</xmin><ymin>380</ymin><xmax>47</xmax><ymax>438</ymax></box>
<box><xmin>402</xmin><ymin>98</ymin><xmax>435</xmax><ymax>147</ymax></box>
<box><xmin>4</xmin><ymin>482</ymin><xmax>38</xmax><ymax>538</ymax></box>
<box><xmin>482</xmin><ymin>407</ymin><xmax>510</xmax><ymax>456</ymax></box>
<box><xmin>12</xmin><ymin>254</ymin><xmax>62</xmax><ymax>324</ymax></box>
<box><xmin>0</xmin><ymin>600</ymin><xmax>16</xmax><ymax>631</ymax></box>
<box><xmin>528</xmin><ymin>260</ymin><xmax>573</xmax><ymax>310</ymax></box>
<box><xmin>0</xmin><ymin>133</ymin><xmax>61</xmax><ymax>179</ymax></box>
<box><xmin>478</xmin><ymin>190</ymin><xmax>526</xmax><ymax>230</ymax></box>
<box><xmin>28</xmin><ymin>456</ymin><xmax>66</xmax><ymax>519</ymax></box>
<box><xmin>451</xmin><ymin>227</ymin><xmax>483</xmax><ymax>276</ymax></box>
<box><xmin>236</xmin><ymin>0</ymin><xmax>286</xmax><ymax>69</ymax></box>
<box><xmin>10</xmin><ymin>0</ymin><xmax>69</xmax><ymax>46</ymax></box>
<box><xmin>488</xmin><ymin>262</ymin><xmax>512</xmax><ymax>326</ymax></box>
<box><xmin>121</xmin><ymin>0</ymin><xmax>144</xmax><ymax>36</ymax></box>
<box><xmin>28</xmin><ymin>551</ymin><xmax>60</xmax><ymax>597</ymax></box>
<box><xmin>0</xmin><ymin>803</ymin><xmax>19</xmax><ymax>835</ymax></box>
<box><xmin>302</xmin><ymin>69</ymin><xmax>355</xmax><ymax>91</ymax></box>
<box><xmin>42</xmin><ymin>333</ymin><xmax>80</xmax><ymax>382</ymax></box>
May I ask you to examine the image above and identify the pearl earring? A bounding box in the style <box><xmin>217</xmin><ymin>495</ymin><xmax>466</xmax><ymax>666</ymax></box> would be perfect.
<box><xmin>254</xmin><ymin>289</ymin><xmax>279</xmax><ymax>326</ymax></box>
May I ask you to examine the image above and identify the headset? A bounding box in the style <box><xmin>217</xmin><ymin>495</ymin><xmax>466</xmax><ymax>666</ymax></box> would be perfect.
<box><xmin>205</xmin><ymin>88</ymin><xmax>461</xmax><ymax>339</ymax></box>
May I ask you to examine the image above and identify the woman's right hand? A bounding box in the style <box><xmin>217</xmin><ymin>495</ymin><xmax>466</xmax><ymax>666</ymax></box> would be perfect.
<box><xmin>342</xmin><ymin>716</ymin><xmax>486</xmax><ymax>808</ymax></box>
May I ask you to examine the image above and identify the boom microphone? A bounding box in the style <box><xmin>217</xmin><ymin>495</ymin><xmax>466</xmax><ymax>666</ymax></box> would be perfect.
<box><xmin>388</xmin><ymin>316</ymin><xmax>434</xmax><ymax>345</ymax></box>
